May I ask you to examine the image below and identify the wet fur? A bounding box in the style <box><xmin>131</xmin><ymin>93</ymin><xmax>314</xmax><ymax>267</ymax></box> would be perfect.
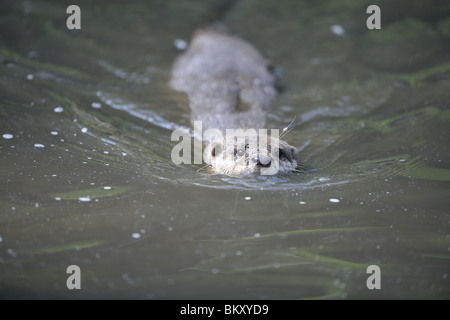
<box><xmin>170</xmin><ymin>29</ymin><xmax>298</xmax><ymax>175</ymax></box>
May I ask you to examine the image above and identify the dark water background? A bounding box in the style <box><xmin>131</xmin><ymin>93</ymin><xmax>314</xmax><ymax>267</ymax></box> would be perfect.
<box><xmin>0</xmin><ymin>0</ymin><xmax>449</xmax><ymax>299</ymax></box>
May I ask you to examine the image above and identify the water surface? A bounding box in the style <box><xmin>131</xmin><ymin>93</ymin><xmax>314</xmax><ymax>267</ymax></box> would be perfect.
<box><xmin>0</xmin><ymin>0</ymin><xmax>449</xmax><ymax>299</ymax></box>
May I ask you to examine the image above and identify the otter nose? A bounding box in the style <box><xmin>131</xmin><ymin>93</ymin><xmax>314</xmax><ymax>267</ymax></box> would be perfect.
<box><xmin>257</xmin><ymin>155</ymin><xmax>272</xmax><ymax>168</ymax></box>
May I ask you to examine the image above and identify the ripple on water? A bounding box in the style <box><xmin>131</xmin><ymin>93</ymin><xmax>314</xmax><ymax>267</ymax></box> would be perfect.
<box><xmin>68</xmin><ymin>85</ymin><xmax>399</xmax><ymax>193</ymax></box>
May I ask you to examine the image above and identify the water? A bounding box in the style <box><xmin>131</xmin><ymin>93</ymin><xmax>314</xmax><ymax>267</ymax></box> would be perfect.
<box><xmin>0</xmin><ymin>0</ymin><xmax>449</xmax><ymax>299</ymax></box>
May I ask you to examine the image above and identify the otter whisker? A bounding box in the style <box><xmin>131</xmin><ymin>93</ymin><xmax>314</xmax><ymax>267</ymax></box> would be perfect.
<box><xmin>280</xmin><ymin>116</ymin><xmax>296</xmax><ymax>140</ymax></box>
<box><xmin>280</xmin><ymin>127</ymin><xmax>294</xmax><ymax>140</ymax></box>
<box><xmin>196</xmin><ymin>164</ymin><xmax>211</xmax><ymax>173</ymax></box>
<box><xmin>294</xmin><ymin>164</ymin><xmax>310</xmax><ymax>173</ymax></box>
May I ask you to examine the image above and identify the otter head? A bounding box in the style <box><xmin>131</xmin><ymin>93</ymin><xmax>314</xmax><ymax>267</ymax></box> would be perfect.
<box><xmin>203</xmin><ymin>132</ymin><xmax>298</xmax><ymax>176</ymax></box>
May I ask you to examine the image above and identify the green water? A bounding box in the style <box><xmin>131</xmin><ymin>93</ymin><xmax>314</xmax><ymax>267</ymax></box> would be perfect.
<box><xmin>0</xmin><ymin>0</ymin><xmax>449</xmax><ymax>299</ymax></box>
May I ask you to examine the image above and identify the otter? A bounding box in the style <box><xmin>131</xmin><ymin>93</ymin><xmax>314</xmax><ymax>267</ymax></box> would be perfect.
<box><xmin>170</xmin><ymin>28</ymin><xmax>298</xmax><ymax>175</ymax></box>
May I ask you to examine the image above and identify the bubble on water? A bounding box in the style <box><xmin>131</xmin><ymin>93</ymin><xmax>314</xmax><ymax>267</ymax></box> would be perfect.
<box><xmin>55</xmin><ymin>197</ymin><xmax>61</xmax><ymax>201</ymax></box>
<box><xmin>131</xmin><ymin>233</ymin><xmax>141</xmax><ymax>239</ymax></box>
<box><xmin>244</xmin><ymin>196</ymin><xmax>251</xmax><ymax>200</ymax></box>
<box><xmin>299</xmin><ymin>201</ymin><xmax>306</xmax><ymax>205</ymax></box>
<box><xmin>81</xmin><ymin>127</ymin><xmax>88</xmax><ymax>133</ymax></box>
<box><xmin>281</xmin><ymin>105</ymin><xmax>293</xmax><ymax>112</ymax></box>
<box><xmin>122</xmin><ymin>152</ymin><xmax>127</xmax><ymax>156</ymax></box>
<box><xmin>121</xmin><ymin>273</ymin><xmax>134</xmax><ymax>284</ymax></box>
<box><xmin>34</xmin><ymin>143</ymin><xmax>45</xmax><ymax>148</ymax></box>
<box><xmin>7</xmin><ymin>248</ymin><xmax>17</xmax><ymax>258</ymax></box>
<box><xmin>78</xmin><ymin>196</ymin><xmax>91</xmax><ymax>202</ymax></box>
<box><xmin>91</xmin><ymin>102</ymin><xmax>102</xmax><ymax>109</ymax></box>
<box><xmin>311</xmin><ymin>57</ymin><xmax>321</xmax><ymax>65</ymax></box>
<box><xmin>54</xmin><ymin>107</ymin><xmax>64</xmax><ymax>113</ymax></box>
<box><xmin>211</xmin><ymin>268</ymin><xmax>219</xmax><ymax>275</ymax></box>
<box><xmin>103</xmin><ymin>186</ymin><xmax>112</xmax><ymax>190</ymax></box>
<box><xmin>330</xmin><ymin>24</ymin><xmax>345</xmax><ymax>36</ymax></box>
<box><xmin>26</xmin><ymin>74</ymin><xmax>34</xmax><ymax>80</ymax></box>
<box><xmin>168</xmin><ymin>227</ymin><xmax>173</xmax><ymax>231</ymax></box>
<box><xmin>254</xmin><ymin>233</ymin><xmax>261</xmax><ymax>238</ymax></box>
<box><xmin>174</xmin><ymin>39</ymin><xmax>187</xmax><ymax>50</ymax></box>
<box><xmin>103</xmin><ymin>151</ymin><xmax>109</xmax><ymax>154</ymax></box>
<box><xmin>2</xmin><ymin>134</ymin><xmax>13</xmax><ymax>140</ymax></box>
<box><xmin>235</xmin><ymin>250</ymin><xmax>243</xmax><ymax>256</ymax></box>
<box><xmin>50</xmin><ymin>131</ymin><xmax>58</xmax><ymax>135</ymax></box>
<box><xmin>329</xmin><ymin>198</ymin><xmax>340</xmax><ymax>203</ymax></box>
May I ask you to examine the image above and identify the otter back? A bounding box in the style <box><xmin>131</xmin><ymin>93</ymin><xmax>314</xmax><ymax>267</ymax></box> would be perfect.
<box><xmin>170</xmin><ymin>29</ymin><xmax>276</xmax><ymax>135</ymax></box>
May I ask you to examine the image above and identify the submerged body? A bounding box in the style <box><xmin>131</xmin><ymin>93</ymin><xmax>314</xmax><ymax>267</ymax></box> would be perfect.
<box><xmin>170</xmin><ymin>29</ymin><xmax>298</xmax><ymax>175</ymax></box>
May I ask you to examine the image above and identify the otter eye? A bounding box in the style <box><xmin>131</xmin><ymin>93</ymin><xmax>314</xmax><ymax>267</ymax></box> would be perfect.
<box><xmin>279</xmin><ymin>148</ymin><xmax>286</xmax><ymax>161</ymax></box>
<box><xmin>236</xmin><ymin>149</ymin><xmax>245</xmax><ymax>157</ymax></box>
<box><xmin>211</xmin><ymin>144</ymin><xmax>222</xmax><ymax>158</ymax></box>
